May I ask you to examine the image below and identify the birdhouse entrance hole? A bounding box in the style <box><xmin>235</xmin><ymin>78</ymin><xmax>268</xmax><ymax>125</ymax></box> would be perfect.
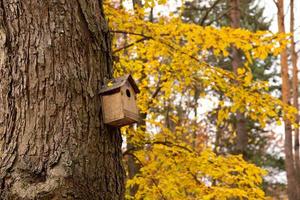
<box><xmin>126</xmin><ymin>89</ymin><xmax>131</xmax><ymax>97</ymax></box>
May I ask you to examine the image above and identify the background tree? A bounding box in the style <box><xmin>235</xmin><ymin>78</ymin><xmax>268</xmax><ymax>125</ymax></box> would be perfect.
<box><xmin>276</xmin><ymin>0</ymin><xmax>299</xmax><ymax>199</ymax></box>
<box><xmin>228</xmin><ymin>0</ymin><xmax>248</xmax><ymax>156</ymax></box>
<box><xmin>124</xmin><ymin>6</ymin><xmax>281</xmax><ymax>197</ymax></box>
<box><xmin>183</xmin><ymin>0</ymin><xmax>282</xmax><ymax>171</ymax></box>
<box><xmin>290</xmin><ymin>0</ymin><xmax>300</xmax><ymax>183</ymax></box>
<box><xmin>106</xmin><ymin>0</ymin><xmax>295</xmax><ymax>199</ymax></box>
<box><xmin>0</xmin><ymin>0</ymin><xmax>124</xmax><ymax>199</ymax></box>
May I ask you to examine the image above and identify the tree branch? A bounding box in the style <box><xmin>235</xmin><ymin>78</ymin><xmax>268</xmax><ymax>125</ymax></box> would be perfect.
<box><xmin>205</xmin><ymin>7</ymin><xmax>233</xmax><ymax>26</ymax></box>
<box><xmin>123</xmin><ymin>140</ymin><xmax>193</xmax><ymax>156</ymax></box>
<box><xmin>125</xmin><ymin>152</ymin><xmax>168</xmax><ymax>200</ymax></box>
<box><xmin>200</xmin><ymin>0</ymin><xmax>223</xmax><ymax>26</ymax></box>
<box><xmin>111</xmin><ymin>30</ymin><xmax>152</xmax><ymax>38</ymax></box>
<box><xmin>113</xmin><ymin>37</ymin><xmax>150</xmax><ymax>53</ymax></box>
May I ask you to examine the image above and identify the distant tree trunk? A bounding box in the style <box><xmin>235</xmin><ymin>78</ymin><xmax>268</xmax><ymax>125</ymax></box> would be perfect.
<box><xmin>277</xmin><ymin>0</ymin><xmax>298</xmax><ymax>199</ymax></box>
<box><xmin>290</xmin><ymin>0</ymin><xmax>300</xmax><ymax>196</ymax></box>
<box><xmin>126</xmin><ymin>112</ymin><xmax>145</xmax><ymax>197</ymax></box>
<box><xmin>126</xmin><ymin>143</ymin><xmax>140</xmax><ymax>196</ymax></box>
<box><xmin>0</xmin><ymin>0</ymin><xmax>125</xmax><ymax>199</ymax></box>
<box><xmin>132</xmin><ymin>0</ymin><xmax>142</xmax><ymax>8</ymax></box>
<box><xmin>228</xmin><ymin>0</ymin><xmax>248</xmax><ymax>157</ymax></box>
<box><xmin>125</xmin><ymin>1</ymin><xmax>145</xmax><ymax>197</ymax></box>
<box><xmin>291</xmin><ymin>0</ymin><xmax>299</xmax><ymax>173</ymax></box>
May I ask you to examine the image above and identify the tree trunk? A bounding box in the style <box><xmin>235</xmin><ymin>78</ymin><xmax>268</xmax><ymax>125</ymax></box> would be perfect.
<box><xmin>277</xmin><ymin>0</ymin><xmax>298</xmax><ymax>199</ymax></box>
<box><xmin>290</xmin><ymin>0</ymin><xmax>300</xmax><ymax>196</ymax></box>
<box><xmin>0</xmin><ymin>0</ymin><xmax>125</xmax><ymax>199</ymax></box>
<box><xmin>126</xmin><ymin>113</ymin><xmax>146</xmax><ymax>197</ymax></box>
<box><xmin>228</xmin><ymin>0</ymin><xmax>248</xmax><ymax>157</ymax></box>
<box><xmin>125</xmin><ymin>1</ymin><xmax>144</xmax><ymax>197</ymax></box>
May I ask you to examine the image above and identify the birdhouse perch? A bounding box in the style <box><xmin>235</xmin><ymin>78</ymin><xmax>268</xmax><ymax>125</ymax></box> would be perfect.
<box><xmin>99</xmin><ymin>74</ymin><xmax>140</xmax><ymax>127</ymax></box>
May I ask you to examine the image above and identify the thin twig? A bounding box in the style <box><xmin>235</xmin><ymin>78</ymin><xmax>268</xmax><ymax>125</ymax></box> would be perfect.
<box><xmin>200</xmin><ymin>0</ymin><xmax>223</xmax><ymax>26</ymax></box>
<box><xmin>205</xmin><ymin>8</ymin><xmax>232</xmax><ymax>26</ymax></box>
<box><xmin>123</xmin><ymin>140</ymin><xmax>193</xmax><ymax>156</ymax></box>
<box><xmin>111</xmin><ymin>30</ymin><xmax>152</xmax><ymax>38</ymax></box>
<box><xmin>113</xmin><ymin>37</ymin><xmax>150</xmax><ymax>53</ymax></box>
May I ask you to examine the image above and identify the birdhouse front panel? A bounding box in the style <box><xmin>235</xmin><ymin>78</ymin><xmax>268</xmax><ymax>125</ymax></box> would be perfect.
<box><xmin>102</xmin><ymin>92</ymin><xmax>124</xmax><ymax>125</ymax></box>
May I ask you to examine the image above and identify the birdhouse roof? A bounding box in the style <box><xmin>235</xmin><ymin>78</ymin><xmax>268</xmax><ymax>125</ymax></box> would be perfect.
<box><xmin>99</xmin><ymin>74</ymin><xmax>140</xmax><ymax>95</ymax></box>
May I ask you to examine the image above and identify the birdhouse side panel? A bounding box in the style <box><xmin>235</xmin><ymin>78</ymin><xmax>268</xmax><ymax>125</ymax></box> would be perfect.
<box><xmin>102</xmin><ymin>92</ymin><xmax>124</xmax><ymax>124</ymax></box>
<box><xmin>120</xmin><ymin>84</ymin><xmax>139</xmax><ymax>123</ymax></box>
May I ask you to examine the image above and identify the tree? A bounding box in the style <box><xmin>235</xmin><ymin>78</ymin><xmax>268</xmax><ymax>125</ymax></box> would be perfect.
<box><xmin>290</xmin><ymin>0</ymin><xmax>300</xmax><ymax>180</ymax></box>
<box><xmin>228</xmin><ymin>0</ymin><xmax>248</xmax><ymax>156</ymax></box>
<box><xmin>0</xmin><ymin>0</ymin><xmax>124</xmax><ymax>199</ymax></box>
<box><xmin>276</xmin><ymin>0</ymin><xmax>299</xmax><ymax>199</ymax></box>
<box><xmin>106</xmin><ymin>1</ymin><xmax>296</xmax><ymax>198</ymax></box>
<box><xmin>183</xmin><ymin>0</ymin><xmax>280</xmax><ymax>163</ymax></box>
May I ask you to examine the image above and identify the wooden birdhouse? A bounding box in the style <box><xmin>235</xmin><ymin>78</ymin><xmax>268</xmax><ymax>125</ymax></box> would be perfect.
<box><xmin>99</xmin><ymin>74</ymin><xmax>140</xmax><ymax>127</ymax></box>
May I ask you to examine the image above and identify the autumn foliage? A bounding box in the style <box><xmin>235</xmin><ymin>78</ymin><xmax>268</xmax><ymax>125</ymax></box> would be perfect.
<box><xmin>105</xmin><ymin>0</ymin><xmax>294</xmax><ymax>199</ymax></box>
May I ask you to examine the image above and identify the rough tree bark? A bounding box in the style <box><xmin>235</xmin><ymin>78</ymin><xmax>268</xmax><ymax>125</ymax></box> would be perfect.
<box><xmin>276</xmin><ymin>0</ymin><xmax>298</xmax><ymax>199</ymax></box>
<box><xmin>0</xmin><ymin>0</ymin><xmax>125</xmax><ymax>199</ymax></box>
<box><xmin>228</xmin><ymin>0</ymin><xmax>248</xmax><ymax>157</ymax></box>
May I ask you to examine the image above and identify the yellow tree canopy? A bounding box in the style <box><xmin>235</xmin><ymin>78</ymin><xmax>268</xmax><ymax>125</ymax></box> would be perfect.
<box><xmin>129</xmin><ymin>147</ymin><xmax>266</xmax><ymax>200</ymax></box>
<box><xmin>106</xmin><ymin>4</ymin><xmax>294</xmax><ymax>126</ymax></box>
<box><xmin>105</xmin><ymin>1</ymin><xmax>294</xmax><ymax>199</ymax></box>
